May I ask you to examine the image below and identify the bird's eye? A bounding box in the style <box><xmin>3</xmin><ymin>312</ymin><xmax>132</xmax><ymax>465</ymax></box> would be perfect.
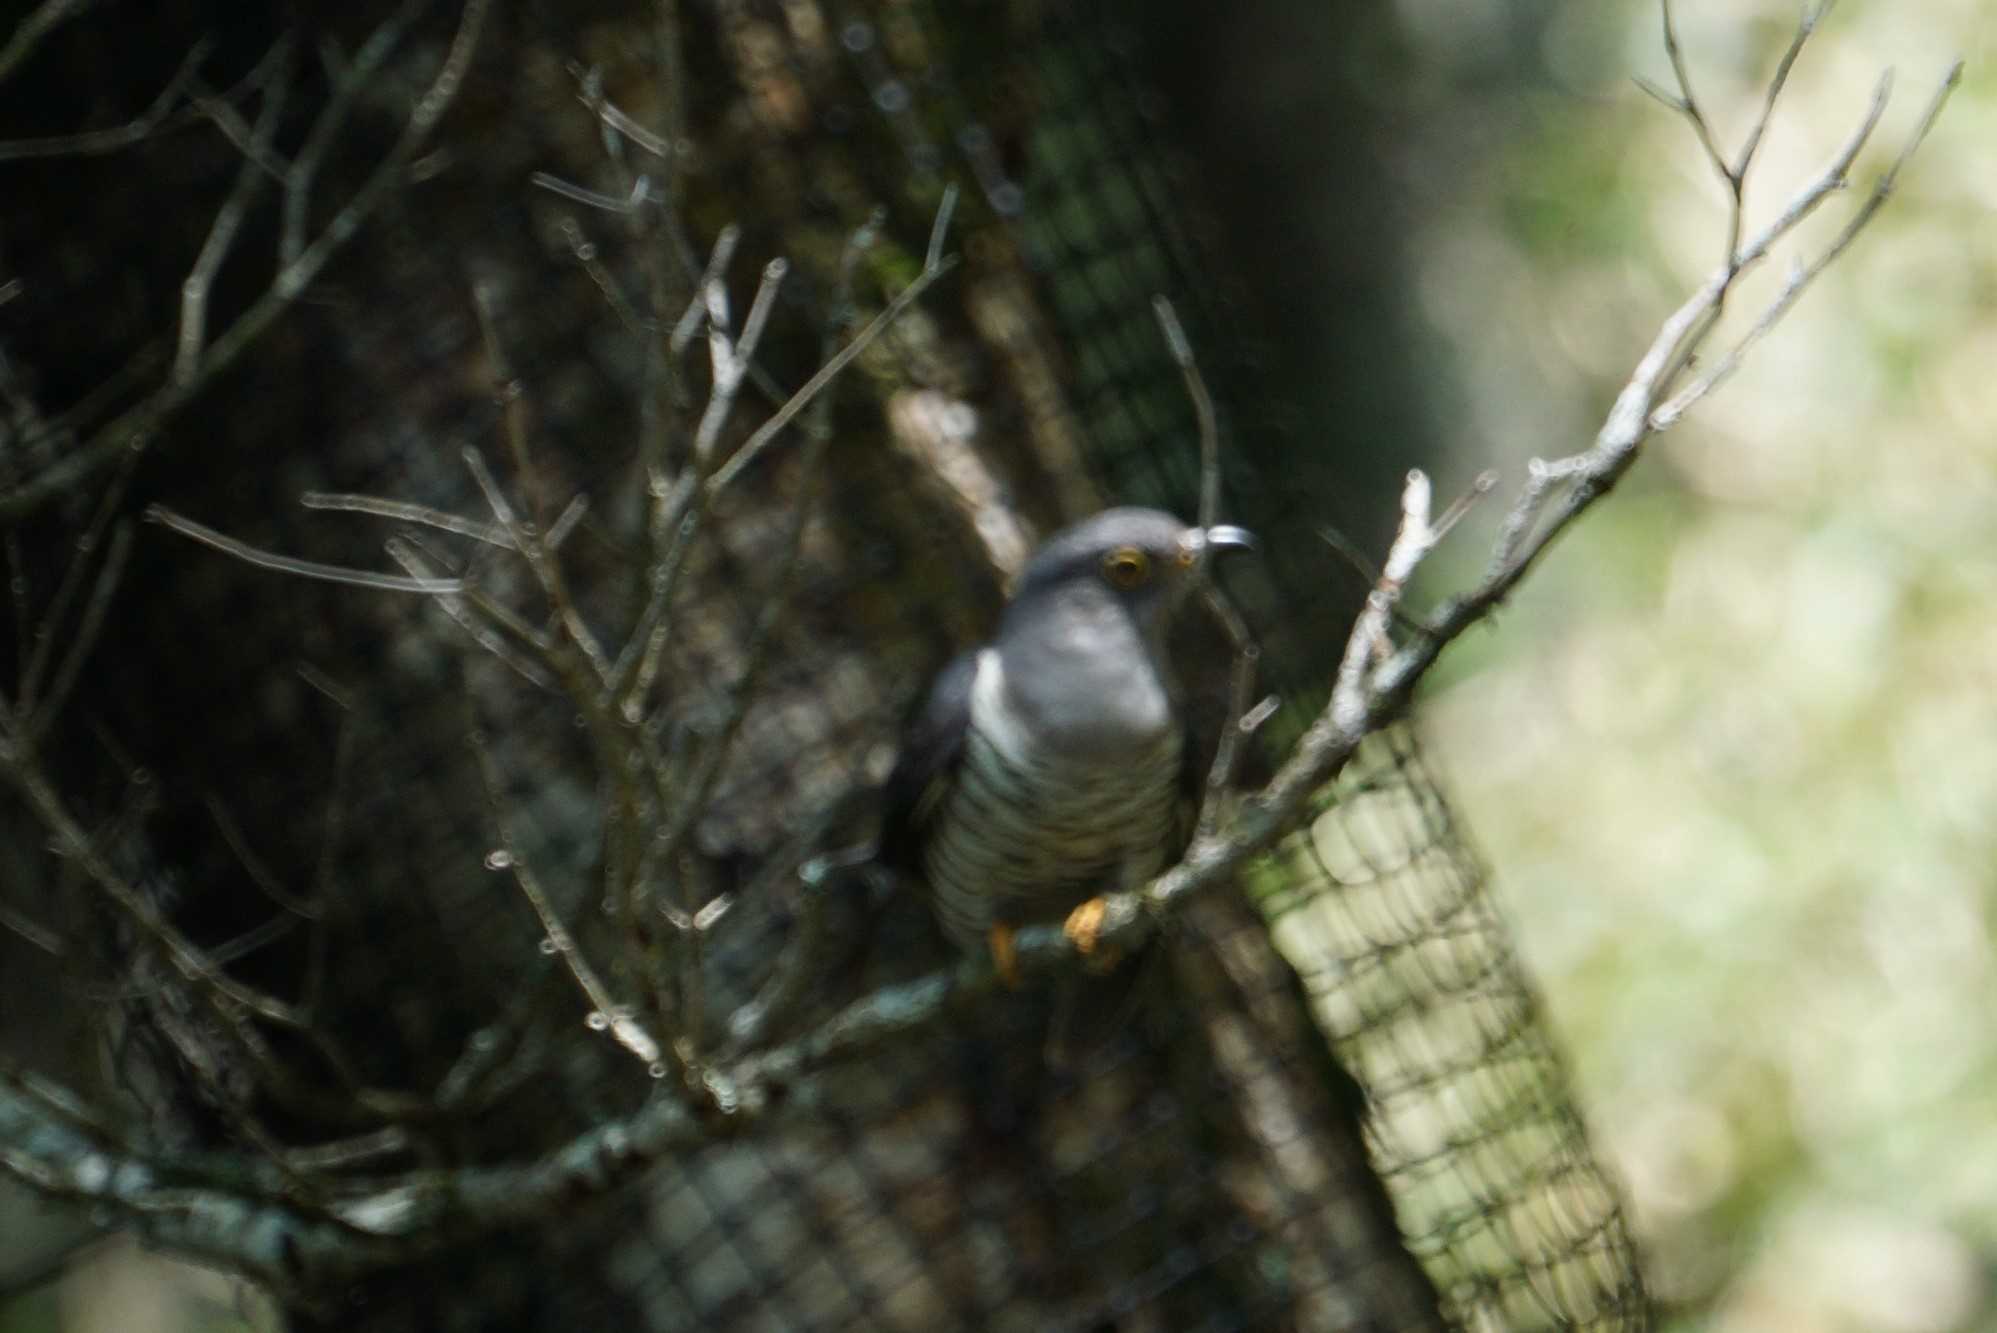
<box><xmin>1101</xmin><ymin>546</ymin><xmax>1150</xmax><ymax>589</ymax></box>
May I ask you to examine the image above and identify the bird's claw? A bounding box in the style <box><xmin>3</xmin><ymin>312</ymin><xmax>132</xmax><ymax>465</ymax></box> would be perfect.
<box><xmin>1064</xmin><ymin>897</ymin><xmax>1118</xmax><ymax>971</ymax></box>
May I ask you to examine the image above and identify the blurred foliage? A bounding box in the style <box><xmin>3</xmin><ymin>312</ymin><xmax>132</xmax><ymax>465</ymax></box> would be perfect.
<box><xmin>1406</xmin><ymin>2</ymin><xmax>1997</xmax><ymax>1330</ymax></box>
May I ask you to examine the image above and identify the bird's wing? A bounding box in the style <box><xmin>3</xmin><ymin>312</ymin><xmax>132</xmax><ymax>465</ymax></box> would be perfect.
<box><xmin>875</xmin><ymin>648</ymin><xmax>978</xmax><ymax>872</ymax></box>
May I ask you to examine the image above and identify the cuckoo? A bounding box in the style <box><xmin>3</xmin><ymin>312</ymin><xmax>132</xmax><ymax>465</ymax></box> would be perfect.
<box><xmin>878</xmin><ymin>507</ymin><xmax>1253</xmax><ymax>980</ymax></box>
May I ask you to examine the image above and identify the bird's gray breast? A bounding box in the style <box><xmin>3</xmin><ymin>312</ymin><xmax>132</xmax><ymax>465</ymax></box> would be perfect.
<box><xmin>923</xmin><ymin>649</ymin><xmax>1182</xmax><ymax>953</ymax></box>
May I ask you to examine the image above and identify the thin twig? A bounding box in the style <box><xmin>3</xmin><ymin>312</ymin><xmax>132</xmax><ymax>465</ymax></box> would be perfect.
<box><xmin>615</xmin><ymin>198</ymin><xmax>948</xmax><ymax>710</ymax></box>
<box><xmin>1152</xmin><ymin>295</ymin><xmax>1222</xmax><ymax>534</ymax></box>
<box><xmin>204</xmin><ymin>792</ymin><xmax>323</xmax><ymax>919</ymax></box>
<box><xmin>0</xmin><ymin>0</ymin><xmax>491</xmax><ymax>518</ymax></box>
<box><xmin>1652</xmin><ymin>61</ymin><xmax>1961</xmax><ymax>430</ymax></box>
<box><xmin>0</xmin><ymin>0</ymin><xmax>90</xmax><ymax>87</ymax></box>
<box><xmin>282</xmin><ymin>1128</ymin><xmax>410</xmax><ymax>1174</ymax></box>
<box><xmin>301</xmin><ymin>491</ymin><xmax>511</xmax><ymax>546</ymax></box>
<box><xmin>177</xmin><ymin>38</ymin><xmax>296</xmax><ymax>387</ymax></box>
<box><xmin>0</xmin><ymin>896</ymin><xmax>63</xmax><ymax>955</ymax></box>
<box><xmin>608</xmin><ymin>222</ymin><xmax>750</xmax><ymax>708</ymax></box>
<box><xmin>0</xmin><ymin>37</ymin><xmax>212</xmax><ymax>160</ymax></box>
<box><xmin>700</xmin><ymin>213</ymin><xmax>882</xmax><ymax>1054</ymax></box>
<box><xmin>567</xmin><ymin>59</ymin><xmax>675</xmax><ymax>160</ymax></box>
<box><xmin>384</xmin><ymin>538</ymin><xmax>554</xmax><ymax>686</ymax></box>
<box><xmin>466</xmin><ymin>722</ymin><xmax>661</xmax><ymax>1068</ymax></box>
<box><xmin>302</xmin><ymin>688</ymin><xmax>356</xmax><ymax>1013</ymax></box>
<box><xmin>1153</xmin><ymin>292</ymin><xmax>1260</xmax><ymax>838</ymax></box>
<box><xmin>1658</xmin><ymin>0</ymin><xmax>1730</xmax><ymax>190</ymax></box>
<box><xmin>1332</xmin><ymin>470</ymin><xmax>1433</xmax><ymax>731</ymax></box>
<box><xmin>2</xmin><ymin>747</ymin><xmax>321</xmax><ymax>1040</ymax></box>
<box><xmin>460</xmin><ymin>440</ymin><xmax>612</xmax><ymax>682</ymax></box>
<box><xmin>3</xmin><ymin>537</ymin><xmax>29</xmax><ymax>691</ymax></box>
<box><xmin>705</xmin><ymin>193</ymin><xmax>959</xmax><ymax>496</ymax></box>
<box><xmin>24</xmin><ymin>520</ymin><xmax>132</xmax><ymax>745</ymax></box>
<box><xmin>530</xmin><ymin>171</ymin><xmax>645</xmax><ymax>213</ymax></box>
<box><xmin>1196</xmin><ymin>590</ymin><xmax>1259</xmax><ymax>846</ymax></box>
<box><xmin>1732</xmin><ymin>1</ymin><xmax>1832</xmax><ymax>183</ymax></box>
<box><xmin>284</xmin><ymin>0</ymin><xmax>428</xmax><ymax>266</ymax></box>
<box><xmin>20</xmin><ymin>447</ymin><xmax>141</xmax><ymax>714</ymax></box>
<box><xmin>150</xmin><ymin>507</ymin><xmax>465</xmax><ymax>594</ymax></box>
<box><xmin>1490</xmin><ymin>61</ymin><xmax>1898</xmax><ymax>578</ymax></box>
<box><xmin>689</xmin><ymin>258</ymin><xmax>788</xmax><ymax>463</ymax></box>
<box><xmin>555</xmin><ymin>216</ymin><xmax>649</xmax><ymax>334</ymax></box>
<box><xmin>10</xmin><ymin>340</ymin><xmax>166</xmax><ymax>457</ymax></box>
<box><xmin>669</xmin><ymin>224</ymin><xmax>742</xmax><ymax>358</ymax></box>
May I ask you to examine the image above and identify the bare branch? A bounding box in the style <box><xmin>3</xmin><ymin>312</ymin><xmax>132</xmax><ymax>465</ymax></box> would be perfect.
<box><xmin>0</xmin><ymin>0</ymin><xmax>492</xmax><ymax>518</ymax></box>
<box><xmin>3</xmin><ymin>535</ymin><xmax>28</xmax><ymax>689</ymax></box>
<box><xmin>925</xmin><ymin>182</ymin><xmax>959</xmax><ymax>273</ymax></box>
<box><xmin>0</xmin><ymin>36</ymin><xmax>211</xmax><ymax>160</ymax></box>
<box><xmin>0</xmin><ymin>895</ymin><xmax>63</xmax><ymax>955</ymax></box>
<box><xmin>1658</xmin><ymin>0</ymin><xmax>1732</xmax><ymax>204</ymax></box>
<box><xmin>613</xmin><ymin>200</ymin><xmax>949</xmax><ymax>712</ymax></box>
<box><xmin>0</xmin><ymin>0</ymin><xmax>91</xmax><ymax>86</ymax></box>
<box><xmin>384</xmin><ymin>538</ymin><xmax>555</xmax><ymax>687</ymax></box>
<box><xmin>530</xmin><ymin>170</ymin><xmax>652</xmax><ymax>213</ymax></box>
<box><xmin>1195</xmin><ymin>592</ymin><xmax>1260</xmax><ymax>847</ymax></box>
<box><xmin>149</xmin><ymin>506</ymin><xmax>466</xmax><ymax>594</ymax></box>
<box><xmin>1656</xmin><ymin>0</ymin><xmax>1832</xmax><ymax>303</ymax></box>
<box><xmin>301</xmin><ymin>491</ymin><xmax>512</xmax><ymax>547</ymax></box>
<box><xmin>1731</xmin><ymin>2</ymin><xmax>1833</xmax><ymax>182</ymax></box>
<box><xmin>689</xmin><ymin>258</ymin><xmax>789</xmax><ymax>464</ymax></box>
<box><xmin>706</xmin><ymin>191</ymin><xmax>960</xmax><ymax>496</ymax></box>
<box><xmin>1652</xmin><ymin>61</ymin><xmax>1962</xmax><ymax>430</ymax></box>
<box><xmin>567</xmin><ymin>59</ymin><xmax>676</xmax><ymax>160</ymax></box>
<box><xmin>186</xmin><ymin>46</ymin><xmax>296</xmax><ymax>182</ymax></box>
<box><xmin>554</xmin><ymin>215</ymin><xmax>648</xmax><ymax>334</ymax></box>
<box><xmin>23</xmin><ymin>519</ymin><xmax>131</xmax><ymax>743</ymax></box>
<box><xmin>177</xmin><ymin>39</ymin><xmax>295</xmax><ymax>385</ymax></box>
<box><xmin>1152</xmin><ymin>295</ymin><xmax>1222</xmax><ymax>535</ymax></box>
<box><xmin>1485</xmin><ymin>62</ymin><xmax>1900</xmax><ymax>587</ymax></box>
<box><xmin>467</xmin><ymin>726</ymin><xmax>663</xmax><ymax>1070</ymax></box>
<box><xmin>283</xmin><ymin>0</ymin><xmax>428</xmax><ymax>266</ymax></box>
<box><xmin>18</xmin><ymin>447</ymin><xmax>141</xmax><ymax>717</ymax></box>
<box><xmin>1332</xmin><ymin>471</ymin><xmax>1434</xmax><ymax>732</ymax></box>
<box><xmin>203</xmin><ymin>791</ymin><xmax>323</xmax><ymax>919</ymax></box>
<box><xmin>0</xmin><ymin>740</ymin><xmax>309</xmax><ymax>1033</ymax></box>
<box><xmin>461</xmin><ymin>439</ymin><xmax>612</xmax><ymax>682</ymax></box>
<box><xmin>8</xmin><ymin>340</ymin><xmax>166</xmax><ymax>457</ymax></box>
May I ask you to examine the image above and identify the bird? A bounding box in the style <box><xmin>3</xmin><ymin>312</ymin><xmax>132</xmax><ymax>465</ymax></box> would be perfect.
<box><xmin>861</xmin><ymin>508</ymin><xmax>1450</xmax><ymax>1328</ymax></box>
<box><xmin>877</xmin><ymin>507</ymin><xmax>1254</xmax><ymax>982</ymax></box>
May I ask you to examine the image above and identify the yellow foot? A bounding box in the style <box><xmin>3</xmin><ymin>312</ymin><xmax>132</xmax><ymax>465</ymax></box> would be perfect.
<box><xmin>989</xmin><ymin>922</ymin><xmax>1021</xmax><ymax>988</ymax></box>
<box><xmin>1063</xmin><ymin>897</ymin><xmax>1108</xmax><ymax>958</ymax></box>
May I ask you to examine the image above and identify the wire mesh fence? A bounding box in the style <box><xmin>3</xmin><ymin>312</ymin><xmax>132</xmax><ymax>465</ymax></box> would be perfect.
<box><xmin>0</xmin><ymin>1</ymin><xmax>1647</xmax><ymax>1328</ymax></box>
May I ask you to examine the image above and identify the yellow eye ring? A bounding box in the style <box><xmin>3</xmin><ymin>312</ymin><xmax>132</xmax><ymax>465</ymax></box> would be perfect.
<box><xmin>1102</xmin><ymin>546</ymin><xmax>1150</xmax><ymax>589</ymax></box>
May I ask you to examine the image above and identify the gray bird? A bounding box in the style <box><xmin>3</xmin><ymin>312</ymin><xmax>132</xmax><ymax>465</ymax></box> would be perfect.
<box><xmin>879</xmin><ymin>507</ymin><xmax>1253</xmax><ymax>978</ymax></box>
<box><xmin>867</xmin><ymin>508</ymin><xmax>1450</xmax><ymax>1329</ymax></box>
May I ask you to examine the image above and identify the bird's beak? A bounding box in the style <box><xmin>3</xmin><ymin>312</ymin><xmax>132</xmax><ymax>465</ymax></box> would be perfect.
<box><xmin>1199</xmin><ymin>525</ymin><xmax>1255</xmax><ymax>554</ymax></box>
<box><xmin>1177</xmin><ymin>524</ymin><xmax>1255</xmax><ymax>576</ymax></box>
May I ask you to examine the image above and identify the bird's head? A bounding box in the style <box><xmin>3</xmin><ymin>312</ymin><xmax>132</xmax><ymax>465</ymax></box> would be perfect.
<box><xmin>1004</xmin><ymin>507</ymin><xmax>1254</xmax><ymax>640</ymax></box>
